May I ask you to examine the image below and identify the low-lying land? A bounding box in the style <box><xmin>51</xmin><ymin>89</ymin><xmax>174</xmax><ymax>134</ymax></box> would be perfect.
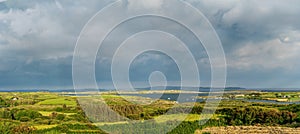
<box><xmin>0</xmin><ymin>91</ymin><xmax>300</xmax><ymax>133</ymax></box>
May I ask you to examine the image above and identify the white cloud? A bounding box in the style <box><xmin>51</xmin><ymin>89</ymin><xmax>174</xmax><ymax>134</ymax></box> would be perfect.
<box><xmin>229</xmin><ymin>38</ymin><xmax>300</xmax><ymax>70</ymax></box>
<box><xmin>127</xmin><ymin>0</ymin><xmax>163</xmax><ymax>10</ymax></box>
<box><xmin>0</xmin><ymin>7</ymin><xmax>72</xmax><ymax>60</ymax></box>
<box><xmin>280</xmin><ymin>30</ymin><xmax>300</xmax><ymax>43</ymax></box>
<box><xmin>55</xmin><ymin>0</ymin><xmax>63</xmax><ymax>10</ymax></box>
<box><xmin>0</xmin><ymin>1</ymin><xmax>102</xmax><ymax>61</ymax></box>
<box><xmin>221</xmin><ymin>0</ymin><xmax>300</xmax><ymax>30</ymax></box>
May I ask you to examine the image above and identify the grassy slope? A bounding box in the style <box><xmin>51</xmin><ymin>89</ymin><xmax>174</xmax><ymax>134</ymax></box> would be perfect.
<box><xmin>37</xmin><ymin>98</ymin><xmax>77</xmax><ymax>106</ymax></box>
<box><xmin>1</xmin><ymin>91</ymin><xmax>300</xmax><ymax>133</ymax></box>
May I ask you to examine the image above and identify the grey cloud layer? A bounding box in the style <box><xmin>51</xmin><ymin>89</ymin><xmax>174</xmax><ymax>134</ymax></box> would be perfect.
<box><xmin>0</xmin><ymin>0</ymin><xmax>300</xmax><ymax>89</ymax></box>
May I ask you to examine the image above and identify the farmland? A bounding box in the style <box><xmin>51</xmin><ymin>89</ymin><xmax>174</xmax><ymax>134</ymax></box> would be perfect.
<box><xmin>0</xmin><ymin>91</ymin><xmax>300</xmax><ymax>133</ymax></box>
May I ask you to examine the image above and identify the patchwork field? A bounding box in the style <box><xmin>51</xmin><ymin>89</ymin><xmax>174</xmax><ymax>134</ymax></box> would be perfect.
<box><xmin>0</xmin><ymin>91</ymin><xmax>300</xmax><ymax>133</ymax></box>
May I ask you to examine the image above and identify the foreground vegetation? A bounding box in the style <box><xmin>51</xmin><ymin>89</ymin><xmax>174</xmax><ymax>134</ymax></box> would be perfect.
<box><xmin>197</xmin><ymin>126</ymin><xmax>300</xmax><ymax>134</ymax></box>
<box><xmin>0</xmin><ymin>92</ymin><xmax>300</xmax><ymax>133</ymax></box>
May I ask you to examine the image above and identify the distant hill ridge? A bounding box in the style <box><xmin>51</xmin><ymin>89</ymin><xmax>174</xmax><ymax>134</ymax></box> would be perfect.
<box><xmin>2</xmin><ymin>87</ymin><xmax>300</xmax><ymax>92</ymax></box>
<box><xmin>136</xmin><ymin>86</ymin><xmax>245</xmax><ymax>91</ymax></box>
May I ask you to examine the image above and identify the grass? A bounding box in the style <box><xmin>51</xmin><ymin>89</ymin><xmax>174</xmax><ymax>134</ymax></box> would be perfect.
<box><xmin>34</xmin><ymin>125</ymin><xmax>57</xmax><ymax>130</ymax></box>
<box><xmin>289</xmin><ymin>97</ymin><xmax>300</xmax><ymax>102</ymax></box>
<box><xmin>94</xmin><ymin>121</ymin><xmax>129</xmax><ymax>126</ymax></box>
<box><xmin>154</xmin><ymin>114</ymin><xmax>202</xmax><ymax>123</ymax></box>
<box><xmin>37</xmin><ymin>98</ymin><xmax>77</xmax><ymax>106</ymax></box>
<box><xmin>153</xmin><ymin>114</ymin><xmax>220</xmax><ymax>123</ymax></box>
<box><xmin>2</xmin><ymin>91</ymin><xmax>300</xmax><ymax>133</ymax></box>
<box><xmin>68</xmin><ymin>130</ymin><xmax>104</xmax><ymax>133</ymax></box>
<box><xmin>38</xmin><ymin>111</ymin><xmax>76</xmax><ymax>116</ymax></box>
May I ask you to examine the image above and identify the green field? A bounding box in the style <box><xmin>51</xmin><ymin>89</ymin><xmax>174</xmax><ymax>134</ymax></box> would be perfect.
<box><xmin>1</xmin><ymin>91</ymin><xmax>300</xmax><ymax>134</ymax></box>
<box><xmin>37</xmin><ymin>98</ymin><xmax>77</xmax><ymax>106</ymax></box>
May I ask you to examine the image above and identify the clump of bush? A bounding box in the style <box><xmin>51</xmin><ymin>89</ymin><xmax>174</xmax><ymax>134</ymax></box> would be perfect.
<box><xmin>56</xmin><ymin>114</ymin><xmax>65</xmax><ymax>120</ymax></box>
<box><xmin>12</xmin><ymin>125</ymin><xmax>36</xmax><ymax>134</ymax></box>
<box><xmin>220</xmin><ymin>107</ymin><xmax>297</xmax><ymax>125</ymax></box>
<box><xmin>15</xmin><ymin>110</ymin><xmax>42</xmax><ymax>120</ymax></box>
<box><xmin>0</xmin><ymin>122</ymin><xmax>35</xmax><ymax>134</ymax></box>
<box><xmin>19</xmin><ymin>116</ymin><xmax>31</xmax><ymax>122</ymax></box>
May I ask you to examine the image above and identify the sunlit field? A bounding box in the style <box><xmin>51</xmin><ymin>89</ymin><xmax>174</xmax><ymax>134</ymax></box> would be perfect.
<box><xmin>1</xmin><ymin>91</ymin><xmax>300</xmax><ymax>133</ymax></box>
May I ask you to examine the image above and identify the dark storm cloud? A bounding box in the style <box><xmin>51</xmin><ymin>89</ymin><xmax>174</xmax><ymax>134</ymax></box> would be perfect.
<box><xmin>0</xmin><ymin>56</ymin><xmax>73</xmax><ymax>89</ymax></box>
<box><xmin>0</xmin><ymin>0</ymin><xmax>300</xmax><ymax>89</ymax></box>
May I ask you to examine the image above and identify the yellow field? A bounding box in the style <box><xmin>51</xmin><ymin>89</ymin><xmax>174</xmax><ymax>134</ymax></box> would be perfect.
<box><xmin>34</xmin><ymin>125</ymin><xmax>57</xmax><ymax>130</ymax></box>
<box><xmin>38</xmin><ymin>111</ymin><xmax>76</xmax><ymax>116</ymax></box>
<box><xmin>37</xmin><ymin>98</ymin><xmax>77</xmax><ymax>106</ymax></box>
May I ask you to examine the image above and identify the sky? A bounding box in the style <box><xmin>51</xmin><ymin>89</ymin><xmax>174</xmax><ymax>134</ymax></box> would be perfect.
<box><xmin>0</xmin><ymin>0</ymin><xmax>300</xmax><ymax>89</ymax></box>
